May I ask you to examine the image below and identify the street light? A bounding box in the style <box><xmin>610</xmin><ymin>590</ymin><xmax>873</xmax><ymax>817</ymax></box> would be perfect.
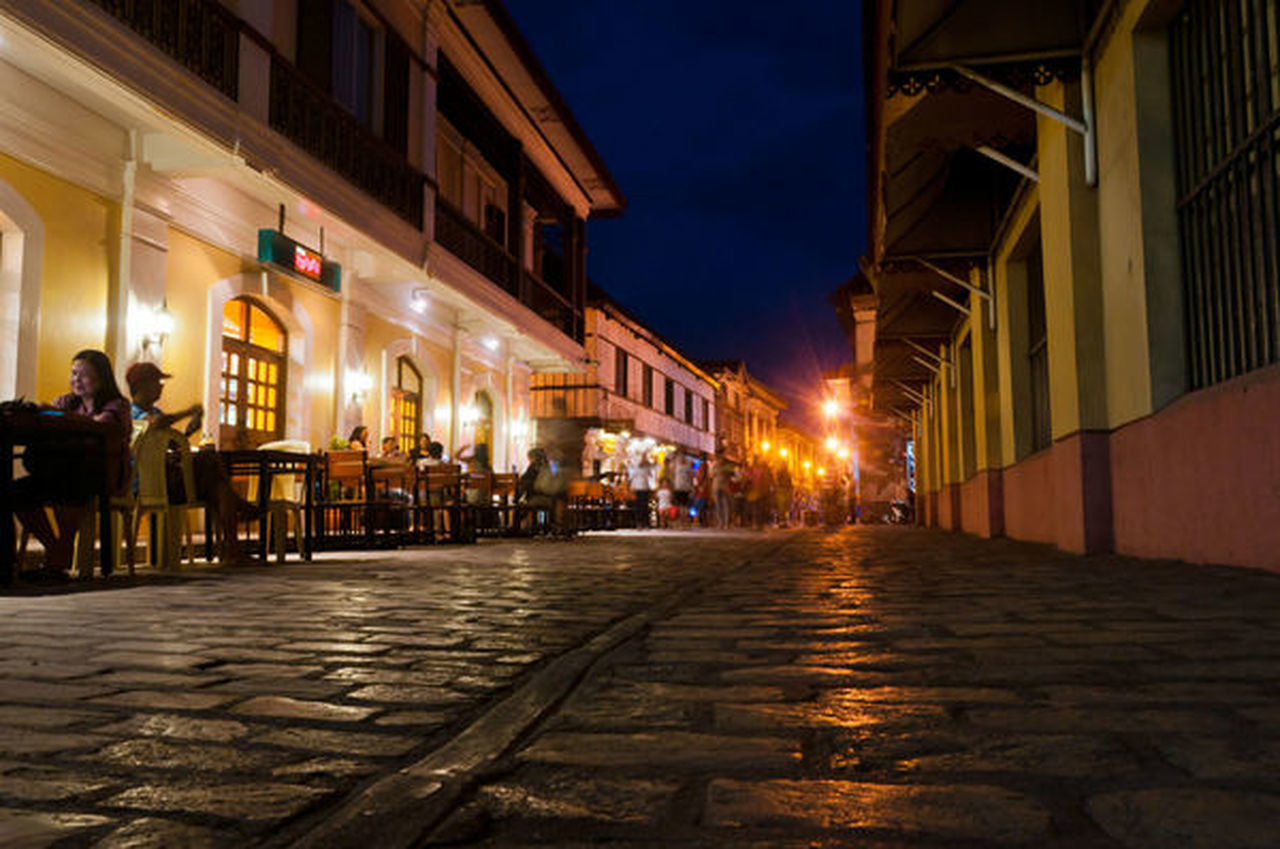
<box><xmin>761</xmin><ymin>440</ymin><xmax>771</xmax><ymax>453</ymax></box>
<box><xmin>825</xmin><ymin>436</ymin><xmax>839</xmax><ymax>453</ymax></box>
<box><xmin>822</xmin><ymin>399</ymin><xmax>840</xmax><ymax>419</ymax></box>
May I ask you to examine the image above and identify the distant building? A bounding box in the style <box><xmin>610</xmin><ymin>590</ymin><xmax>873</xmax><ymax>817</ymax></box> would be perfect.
<box><xmin>701</xmin><ymin>361</ymin><xmax>787</xmax><ymax>464</ymax></box>
<box><xmin>861</xmin><ymin>0</ymin><xmax>1280</xmax><ymax>569</ymax></box>
<box><xmin>530</xmin><ymin>285</ymin><xmax>717</xmax><ymax>477</ymax></box>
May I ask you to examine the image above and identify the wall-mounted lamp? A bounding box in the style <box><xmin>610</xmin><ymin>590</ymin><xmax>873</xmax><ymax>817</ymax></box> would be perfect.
<box><xmin>139</xmin><ymin>301</ymin><xmax>175</xmax><ymax>356</ymax></box>
<box><xmin>345</xmin><ymin>368</ymin><xmax>374</xmax><ymax>403</ymax></box>
<box><xmin>410</xmin><ymin>288</ymin><xmax>430</xmax><ymax>315</ymax></box>
<box><xmin>482</xmin><ymin>336</ymin><xmax>500</xmax><ymax>352</ymax></box>
<box><xmin>460</xmin><ymin>403</ymin><xmax>479</xmax><ymax>427</ymax></box>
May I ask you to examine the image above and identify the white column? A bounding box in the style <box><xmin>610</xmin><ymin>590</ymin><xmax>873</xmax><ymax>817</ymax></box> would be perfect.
<box><xmin>450</xmin><ymin>324</ymin><xmax>463</xmax><ymax>457</ymax></box>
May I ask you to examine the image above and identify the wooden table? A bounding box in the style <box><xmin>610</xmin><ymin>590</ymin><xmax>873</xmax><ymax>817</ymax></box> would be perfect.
<box><xmin>218</xmin><ymin>449</ymin><xmax>318</xmax><ymax>561</ymax></box>
<box><xmin>0</xmin><ymin>409</ymin><xmax>116</xmax><ymax>585</ymax></box>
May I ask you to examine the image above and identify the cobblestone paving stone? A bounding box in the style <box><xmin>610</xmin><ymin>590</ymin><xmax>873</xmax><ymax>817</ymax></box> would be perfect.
<box><xmin>0</xmin><ymin>534</ymin><xmax>783</xmax><ymax>848</ymax></box>
<box><xmin>431</xmin><ymin>528</ymin><xmax>1280</xmax><ymax>849</ymax></box>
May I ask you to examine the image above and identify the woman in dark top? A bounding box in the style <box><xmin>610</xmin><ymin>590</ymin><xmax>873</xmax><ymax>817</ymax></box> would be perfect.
<box><xmin>17</xmin><ymin>350</ymin><xmax>131</xmax><ymax>574</ymax></box>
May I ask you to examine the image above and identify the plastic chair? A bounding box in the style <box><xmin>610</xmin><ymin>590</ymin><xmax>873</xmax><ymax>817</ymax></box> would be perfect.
<box><xmin>130</xmin><ymin>428</ymin><xmax>200</xmax><ymax>570</ymax></box>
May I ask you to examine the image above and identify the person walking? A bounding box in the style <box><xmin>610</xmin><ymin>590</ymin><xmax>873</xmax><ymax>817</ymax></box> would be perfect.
<box><xmin>713</xmin><ymin>456</ymin><xmax>734</xmax><ymax>529</ymax></box>
<box><xmin>628</xmin><ymin>450</ymin><xmax>656</xmax><ymax>528</ymax></box>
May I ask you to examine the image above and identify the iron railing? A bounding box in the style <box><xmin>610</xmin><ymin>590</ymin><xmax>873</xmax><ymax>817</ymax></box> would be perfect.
<box><xmin>1171</xmin><ymin>0</ymin><xmax>1280</xmax><ymax>388</ymax></box>
<box><xmin>269</xmin><ymin>55</ymin><xmax>425</xmax><ymax>228</ymax></box>
<box><xmin>88</xmin><ymin>0</ymin><xmax>239</xmax><ymax>100</ymax></box>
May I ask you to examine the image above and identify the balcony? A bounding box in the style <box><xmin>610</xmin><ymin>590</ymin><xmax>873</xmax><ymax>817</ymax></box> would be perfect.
<box><xmin>269</xmin><ymin>55</ymin><xmax>425</xmax><ymax>228</ymax></box>
<box><xmin>88</xmin><ymin>0</ymin><xmax>239</xmax><ymax>100</ymax></box>
<box><xmin>435</xmin><ymin>198</ymin><xmax>518</xmax><ymax>295</ymax></box>
<box><xmin>530</xmin><ymin>379</ymin><xmax>601</xmax><ymax>419</ymax></box>
<box><xmin>435</xmin><ymin>198</ymin><xmax>583</xmax><ymax>342</ymax></box>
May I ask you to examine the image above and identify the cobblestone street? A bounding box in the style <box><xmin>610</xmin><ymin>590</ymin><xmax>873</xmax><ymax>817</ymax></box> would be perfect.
<box><xmin>2</xmin><ymin>528</ymin><xmax>1280</xmax><ymax>848</ymax></box>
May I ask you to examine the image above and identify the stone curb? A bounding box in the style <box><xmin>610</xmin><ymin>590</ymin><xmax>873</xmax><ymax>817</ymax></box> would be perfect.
<box><xmin>276</xmin><ymin>535</ymin><xmax>798</xmax><ymax>849</ymax></box>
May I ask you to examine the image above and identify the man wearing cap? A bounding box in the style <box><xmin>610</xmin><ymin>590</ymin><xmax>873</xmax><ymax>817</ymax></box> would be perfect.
<box><xmin>126</xmin><ymin>361</ymin><xmax>256</xmax><ymax>564</ymax></box>
<box><xmin>126</xmin><ymin>362</ymin><xmax>203</xmax><ymax>443</ymax></box>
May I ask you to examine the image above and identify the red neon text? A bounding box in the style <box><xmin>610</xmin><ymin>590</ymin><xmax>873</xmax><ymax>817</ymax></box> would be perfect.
<box><xmin>293</xmin><ymin>245</ymin><xmax>322</xmax><ymax>279</ymax></box>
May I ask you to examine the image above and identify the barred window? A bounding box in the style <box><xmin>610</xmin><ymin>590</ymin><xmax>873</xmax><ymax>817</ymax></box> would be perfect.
<box><xmin>1171</xmin><ymin>0</ymin><xmax>1280</xmax><ymax>388</ymax></box>
<box><xmin>1026</xmin><ymin>242</ymin><xmax>1051</xmax><ymax>453</ymax></box>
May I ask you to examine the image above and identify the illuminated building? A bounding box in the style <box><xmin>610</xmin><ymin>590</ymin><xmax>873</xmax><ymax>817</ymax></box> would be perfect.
<box><xmin>701</xmin><ymin>361</ymin><xmax>787</xmax><ymax>465</ymax></box>
<box><xmin>530</xmin><ymin>284</ymin><xmax>717</xmax><ymax>475</ymax></box>
<box><xmin>0</xmin><ymin>1</ymin><xmax>621</xmax><ymax>468</ymax></box>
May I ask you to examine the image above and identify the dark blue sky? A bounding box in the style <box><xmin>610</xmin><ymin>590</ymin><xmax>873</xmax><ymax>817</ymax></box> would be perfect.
<box><xmin>505</xmin><ymin>1</ymin><xmax>867</xmax><ymax>426</ymax></box>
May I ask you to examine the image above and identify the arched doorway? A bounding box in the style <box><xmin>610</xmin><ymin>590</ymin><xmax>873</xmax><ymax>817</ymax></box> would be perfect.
<box><xmin>219</xmin><ymin>297</ymin><xmax>286</xmax><ymax>448</ymax></box>
<box><xmin>473</xmin><ymin>390</ymin><xmax>493</xmax><ymax>466</ymax></box>
<box><xmin>391</xmin><ymin>355</ymin><xmax>422</xmax><ymax>455</ymax></box>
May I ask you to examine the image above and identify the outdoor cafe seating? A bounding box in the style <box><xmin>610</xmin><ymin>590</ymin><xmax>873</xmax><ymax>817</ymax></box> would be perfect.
<box><xmin>2</xmin><ymin>421</ymin><xmax>639</xmax><ymax>585</ymax></box>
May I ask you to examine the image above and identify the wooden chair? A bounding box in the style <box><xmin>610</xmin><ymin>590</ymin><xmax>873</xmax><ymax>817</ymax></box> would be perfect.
<box><xmin>368</xmin><ymin>459</ymin><xmax>413</xmax><ymax>545</ymax></box>
<box><xmin>491</xmin><ymin>472</ymin><xmax>518</xmax><ymax>534</ymax></box>
<box><xmin>322</xmin><ymin>449</ymin><xmax>367</xmax><ymax>545</ymax></box>
<box><xmin>418</xmin><ymin>463</ymin><xmax>470</xmax><ymax>543</ymax></box>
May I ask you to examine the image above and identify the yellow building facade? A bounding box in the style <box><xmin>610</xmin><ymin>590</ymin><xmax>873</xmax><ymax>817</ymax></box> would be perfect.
<box><xmin>863</xmin><ymin>0</ymin><xmax>1280</xmax><ymax>571</ymax></box>
<box><xmin>0</xmin><ymin>0</ymin><xmax>621</xmax><ymax>471</ymax></box>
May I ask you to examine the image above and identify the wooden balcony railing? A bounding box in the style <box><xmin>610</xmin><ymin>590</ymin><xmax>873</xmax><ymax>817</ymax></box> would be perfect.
<box><xmin>269</xmin><ymin>55</ymin><xmax>425</xmax><ymax>228</ymax></box>
<box><xmin>530</xmin><ymin>381</ymin><xmax>601</xmax><ymax>419</ymax></box>
<box><xmin>88</xmin><ymin>0</ymin><xmax>239</xmax><ymax>100</ymax></box>
<box><xmin>523</xmin><ymin>269</ymin><xmax>577</xmax><ymax>340</ymax></box>
<box><xmin>435</xmin><ymin>198</ymin><xmax>519</xmax><ymax>295</ymax></box>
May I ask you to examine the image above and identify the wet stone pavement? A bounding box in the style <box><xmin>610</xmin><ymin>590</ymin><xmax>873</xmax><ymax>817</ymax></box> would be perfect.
<box><xmin>0</xmin><ymin>529</ymin><xmax>1278</xmax><ymax>847</ymax></box>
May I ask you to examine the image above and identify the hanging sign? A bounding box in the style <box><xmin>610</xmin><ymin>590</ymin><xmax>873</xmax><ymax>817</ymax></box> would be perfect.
<box><xmin>257</xmin><ymin>229</ymin><xmax>342</xmax><ymax>291</ymax></box>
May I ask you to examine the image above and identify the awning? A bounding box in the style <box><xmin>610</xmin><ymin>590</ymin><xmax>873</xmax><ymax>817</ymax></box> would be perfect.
<box><xmin>891</xmin><ymin>0</ymin><xmax>1098</xmax><ymax>87</ymax></box>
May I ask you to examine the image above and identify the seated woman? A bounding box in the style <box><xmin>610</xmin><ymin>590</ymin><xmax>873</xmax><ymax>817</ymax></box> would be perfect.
<box><xmin>16</xmin><ymin>350</ymin><xmax>131</xmax><ymax>575</ymax></box>
<box><xmin>347</xmin><ymin>425</ymin><xmax>369</xmax><ymax>452</ymax></box>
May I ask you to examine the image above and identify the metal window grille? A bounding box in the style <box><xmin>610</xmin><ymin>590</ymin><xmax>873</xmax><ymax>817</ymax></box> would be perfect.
<box><xmin>1026</xmin><ymin>244</ymin><xmax>1052</xmax><ymax>453</ymax></box>
<box><xmin>1171</xmin><ymin>0</ymin><xmax>1280</xmax><ymax>388</ymax></box>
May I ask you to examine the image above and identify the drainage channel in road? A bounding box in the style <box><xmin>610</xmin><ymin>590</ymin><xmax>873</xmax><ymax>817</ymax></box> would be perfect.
<box><xmin>266</xmin><ymin>533</ymin><xmax>800</xmax><ymax>849</ymax></box>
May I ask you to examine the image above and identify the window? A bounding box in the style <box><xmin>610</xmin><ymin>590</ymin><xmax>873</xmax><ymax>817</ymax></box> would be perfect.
<box><xmin>333</xmin><ymin>1</ymin><xmax>381</xmax><ymax>130</ymax></box>
<box><xmin>664</xmin><ymin>377</ymin><xmax>675</xmax><ymax>415</ymax></box>
<box><xmin>702</xmin><ymin>397</ymin><xmax>710</xmax><ymax>432</ymax></box>
<box><xmin>391</xmin><ymin>356</ymin><xmax>422</xmax><ymax>455</ymax></box>
<box><xmin>220</xmin><ymin>298</ymin><xmax>286</xmax><ymax>448</ymax></box>
<box><xmin>1026</xmin><ymin>242</ymin><xmax>1051</xmax><ymax>453</ymax></box>
<box><xmin>614</xmin><ymin>346</ymin><xmax>629</xmax><ymax>398</ymax></box>
<box><xmin>1171</xmin><ymin>1</ymin><xmax>1280</xmax><ymax>388</ymax></box>
<box><xmin>684</xmin><ymin>388</ymin><xmax>693</xmax><ymax>424</ymax></box>
<box><xmin>642</xmin><ymin>363</ymin><xmax>654</xmax><ymax>407</ymax></box>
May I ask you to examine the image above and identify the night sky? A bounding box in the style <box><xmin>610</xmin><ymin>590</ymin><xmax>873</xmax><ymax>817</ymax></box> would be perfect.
<box><xmin>504</xmin><ymin>1</ymin><xmax>867</xmax><ymax>431</ymax></box>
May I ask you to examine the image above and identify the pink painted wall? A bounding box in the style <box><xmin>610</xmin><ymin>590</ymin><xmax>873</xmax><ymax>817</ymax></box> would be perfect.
<box><xmin>936</xmin><ymin>484</ymin><xmax>961</xmax><ymax>530</ymax></box>
<box><xmin>1002</xmin><ymin>449</ymin><xmax>1056</xmax><ymax>544</ymax></box>
<box><xmin>1111</xmin><ymin>363</ymin><xmax>1280</xmax><ymax>571</ymax></box>
<box><xmin>960</xmin><ymin>470</ymin><xmax>1004</xmax><ymax>538</ymax></box>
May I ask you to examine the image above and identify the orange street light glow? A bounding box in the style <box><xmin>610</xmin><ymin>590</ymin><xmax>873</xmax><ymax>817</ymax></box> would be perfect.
<box><xmin>837</xmin><ymin>446</ymin><xmax>851</xmax><ymax>460</ymax></box>
<box><xmin>780</xmin><ymin>447</ymin><xmax>789</xmax><ymax>457</ymax></box>
<box><xmin>802</xmin><ymin>460</ymin><xmax>812</xmax><ymax>470</ymax></box>
<box><xmin>822</xmin><ymin>399</ymin><xmax>840</xmax><ymax>418</ymax></box>
<box><xmin>817</xmin><ymin>466</ymin><xmax>827</xmax><ymax>476</ymax></box>
<box><xmin>825</xmin><ymin>436</ymin><xmax>839</xmax><ymax>452</ymax></box>
<box><xmin>761</xmin><ymin>441</ymin><xmax>771</xmax><ymax>452</ymax></box>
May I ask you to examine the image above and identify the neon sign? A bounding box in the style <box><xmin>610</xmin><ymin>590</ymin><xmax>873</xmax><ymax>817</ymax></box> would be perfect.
<box><xmin>293</xmin><ymin>244</ymin><xmax>323</xmax><ymax>279</ymax></box>
<box><xmin>257</xmin><ymin>229</ymin><xmax>341</xmax><ymax>291</ymax></box>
